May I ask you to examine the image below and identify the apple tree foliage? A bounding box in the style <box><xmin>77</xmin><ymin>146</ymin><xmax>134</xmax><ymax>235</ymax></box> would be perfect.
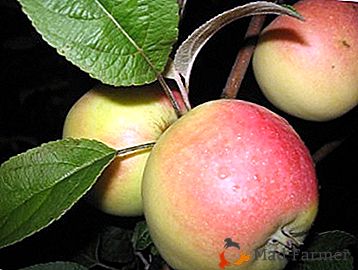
<box><xmin>0</xmin><ymin>0</ymin><xmax>356</xmax><ymax>269</ymax></box>
<box><xmin>17</xmin><ymin>0</ymin><xmax>179</xmax><ymax>86</ymax></box>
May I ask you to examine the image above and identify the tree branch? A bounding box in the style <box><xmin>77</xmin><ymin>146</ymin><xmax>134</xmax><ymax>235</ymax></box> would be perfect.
<box><xmin>221</xmin><ymin>14</ymin><xmax>266</xmax><ymax>99</ymax></box>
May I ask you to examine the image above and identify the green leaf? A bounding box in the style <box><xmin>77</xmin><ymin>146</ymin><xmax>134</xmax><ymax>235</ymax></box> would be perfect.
<box><xmin>19</xmin><ymin>262</ymin><xmax>88</xmax><ymax>270</ymax></box>
<box><xmin>0</xmin><ymin>138</ymin><xmax>116</xmax><ymax>249</ymax></box>
<box><xmin>72</xmin><ymin>233</ymin><xmax>101</xmax><ymax>268</ymax></box>
<box><xmin>281</xmin><ymin>4</ymin><xmax>300</xmax><ymax>17</ymax></box>
<box><xmin>306</xmin><ymin>230</ymin><xmax>357</xmax><ymax>253</ymax></box>
<box><xmin>131</xmin><ymin>221</ymin><xmax>153</xmax><ymax>251</ymax></box>
<box><xmin>150</xmin><ymin>245</ymin><xmax>160</xmax><ymax>256</ymax></box>
<box><xmin>292</xmin><ymin>251</ymin><xmax>354</xmax><ymax>270</ymax></box>
<box><xmin>17</xmin><ymin>0</ymin><xmax>179</xmax><ymax>86</ymax></box>
<box><xmin>100</xmin><ymin>226</ymin><xmax>134</xmax><ymax>264</ymax></box>
<box><xmin>291</xmin><ymin>231</ymin><xmax>356</xmax><ymax>270</ymax></box>
<box><xmin>73</xmin><ymin>226</ymin><xmax>134</xmax><ymax>267</ymax></box>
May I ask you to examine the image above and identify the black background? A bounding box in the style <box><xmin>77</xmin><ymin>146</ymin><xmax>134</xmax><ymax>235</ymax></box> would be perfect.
<box><xmin>0</xmin><ymin>0</ymin><xmax>357</xmax><ymax>269</ymax></box>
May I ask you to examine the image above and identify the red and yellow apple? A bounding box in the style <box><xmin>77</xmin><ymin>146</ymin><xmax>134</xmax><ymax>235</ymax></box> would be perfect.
<box><xmin>142</xmin><ymin>100</ymin><xmax>318</xmax><ymax>270</ymax></box>
<box><xmin>63</xmin><ymin>82</ymin><xmax>182</xmax><ymax>216</ymax></box>
<box><xmin>253</xmin><ymin>0</ymin><xmax>358</xmax><ymax>121</ymax></box>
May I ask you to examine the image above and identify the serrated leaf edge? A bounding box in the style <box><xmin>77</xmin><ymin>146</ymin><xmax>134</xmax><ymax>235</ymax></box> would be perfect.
<box><xmin>17</xmin><ymin>0</ymin><xmax>179</xmax><ymax>86</ymax></box>
<box><xmin>0</xmin><ymin>138</ymin><xmax>116</xmax><ymax>248</ymax></box>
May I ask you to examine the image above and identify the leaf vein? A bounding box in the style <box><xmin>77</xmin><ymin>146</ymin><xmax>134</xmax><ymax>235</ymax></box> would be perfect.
<box><xmin>93</xmin><ymin>0</ymin><xmax>159</xmax><ymax>75</ymax></box>
<box><xmin>0</xmin><ymin>152</ymin><xmax>114</xmax><ymax>218</ymax></box>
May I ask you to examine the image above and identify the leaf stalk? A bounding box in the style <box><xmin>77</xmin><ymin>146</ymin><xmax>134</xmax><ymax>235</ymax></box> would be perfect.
<box><xmin>116</xmin><ymin>142</ymin><xmax>156</xmax><ymax>156</ymax></box>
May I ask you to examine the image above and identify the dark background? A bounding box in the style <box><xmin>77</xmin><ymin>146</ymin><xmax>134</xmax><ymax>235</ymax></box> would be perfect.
<box><xmin>1</xmin><ymin>0</ymin><xmax>357</xmax><ymax>269</ymax></box>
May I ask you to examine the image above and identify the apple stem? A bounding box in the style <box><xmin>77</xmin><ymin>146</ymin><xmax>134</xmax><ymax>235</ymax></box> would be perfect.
<box><xmin>312</xmin><ymin>138</ymin><xmax>345</xmax><ymax>164</ymax></box>
<box><xmin>157</xmin><ymin>75</ymin><xmax>186</xmax><ymax>117</ymax></box>
<box><xmin>173</xmin><ymin>70</ymin><xmax>192</xmax><ymax>111</ymax></box>
<box><xmin>221</xmin><ymin>14</ymin><xmax>267</xmax><ymax>99</ymax></box>
<box><xmin>116</xmin><ymin>142</ymin><xmax>156</xmax><ymax>156</ymax></box>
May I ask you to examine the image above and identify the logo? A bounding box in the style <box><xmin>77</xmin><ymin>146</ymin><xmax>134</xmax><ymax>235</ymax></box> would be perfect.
<box><xmin>218</xmin><ymin>236</ymin><xmax>351</xmax><ymax>269</ymax></box>
<box><xmin>218</xmin><ymin>238</ymin><xmax>251</xmax><ymax>269</ymax></box>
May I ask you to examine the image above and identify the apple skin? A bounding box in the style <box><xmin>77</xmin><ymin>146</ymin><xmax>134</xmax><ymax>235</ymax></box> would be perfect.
<box><xmin>142</xmin><ymin>100</ymin><xmax>318</xmax><ymax>270</ymax></box>
<box><xmin>63</xmin><ymin>82</ymin><xmax>182</xmax><ymax>216</ymax></box>
<box><xmin>253</xmin><ymin>0</ymin><xmax>358</xmax><ymax>121</ymax></box>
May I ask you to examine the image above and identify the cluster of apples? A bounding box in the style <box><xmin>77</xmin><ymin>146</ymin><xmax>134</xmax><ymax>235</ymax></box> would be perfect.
<box><xmin>63</xmin><ymin>0</ymin><xmax>357</xmax><ymax>269</ymax></box>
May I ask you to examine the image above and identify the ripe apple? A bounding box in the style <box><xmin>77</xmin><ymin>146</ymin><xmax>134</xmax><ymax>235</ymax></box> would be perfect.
<box><xmin>142</xmin><ymin>100</ymin><xmax>318</xmax><ymax>270</ymax></box>
<box><xmin>252</xmin><ymin>0</ymin><xmax>358</xmax><ymax>121</ymax></box>
<box><xmin>63</xmin><ymin>82</ymin><xmax>182</xmax><ymax>216</ymax></box>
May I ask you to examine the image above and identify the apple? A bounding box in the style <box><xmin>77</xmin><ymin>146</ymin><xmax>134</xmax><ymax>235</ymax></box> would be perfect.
<box><xmin>142</xmin><ymin>100</ymin><xmax>318</xmax><ymax>270</ymax></box>
<box><xmin>63</xmin><ymin>82</ymin><xmax>182</xmax><ymax>216</ymax></box>
<box><xmin>252</xmin><ymin>0</ymin><xmax>358</xmax><ymax>121</ymax></box>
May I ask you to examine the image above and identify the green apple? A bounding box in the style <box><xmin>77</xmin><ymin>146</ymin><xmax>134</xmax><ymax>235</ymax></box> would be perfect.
<box><xmin>63</xmin><ymin>82</ymin><xmax>182</xmax><ymax>216</ymax></box>
<box><xmin>142</xmin><ymin>99</ymin><xmax>318</xmax><ymax>270</ymax></box>
<box><xmin>253</xmin><ymin>0</ymin><xmax>358</xmax><ymax>121</ymax></box>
